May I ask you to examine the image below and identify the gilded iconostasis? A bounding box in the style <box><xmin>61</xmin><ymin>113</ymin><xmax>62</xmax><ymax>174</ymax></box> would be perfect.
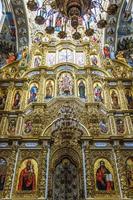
<box><xmin>0</xmin><ymin>0</ymin><xmax>133</xmax><ymax>200</ymax></box>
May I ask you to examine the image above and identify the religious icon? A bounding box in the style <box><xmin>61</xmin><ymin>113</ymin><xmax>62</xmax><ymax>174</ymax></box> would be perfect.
<box><xmin>28</xmin><ymin>84</ymin><xmax>38</xmax><ymax>103</ymax></box>
<box><xmin>45</xmin><ymin>80</ymin><xmax>54</xmax><ymax>99</ymax></box>
<box><xmin>55</xmin><ymin>14</ymin><xmax>62</xmax><ymax>32</ymax></box>
<box><xmin>125</xmin><ymin>89</ymin><xmax>133</xmax><ymax>109</ymax></box>
<box><xmin>111</xmin><ymin>90</ymin><xmax>120</xmax><ymax>109</ymax></box>
<box><xmin>6</xmin><ymin>52</ymin><xmax>16</xmax><ymax>64</ymax></box>
<box><xmin>96</xmin><ymin>160</ymin><xmax>114</xmax><ymax>192</ymax></box>
<box><xmin>0</xmin><ymin>158</ymin><xmax>7</xmax><ymax>191</ymax></box>
<box><xmin>0</xmin><ymin>91</ymin><xmax>7</xmax><ymax>110</ymax></box>
<box><xmin>34</xmin><ymin>56</ymin><xmax>41</xmax><ymax>67</ymax></box>
<box><xmin>17</xmin><ymin>159</ymin><xmax>37</xmax><ymax>191</ymax></box>
<box><xmin>94</xmin><ymin>83</ymin><xmax>103</xmax><ymax>102</ymax></box>
<box><xmin>99</xmin><ymin>120</ymin><xmax>108</xmax><ymax>133</ymax></box>
<box><xmin>116</xmin><ymin>118</ymin><xmax>125</xmax><ymax>134</ymax></box>
<box><xmin>12</xmin><ymin>91</ymin><xmax>21</xmax><ymax>109</ymax></box>
<box><xmin>103</xmin><ymin>45</ymin><xmax>110</xmax><ymax>58</ymax></box>
<box><xmin>76</xmin><ymin>52</ymin><xmax>84</xmax><ymax>66</ymax></box>
<box><xmin>24</xmin><ymin>120</ymin><xmax>32</xmax><ymax>134</ymax></box>
<box><xmin>126</xmin><ymin>157</ymin><xmax>133</xmax><ymax>189</ymax></box>
<box><xmin>58</xmin><ymin>73</ymin><xmax>73</xmax><ymax>96</ymax></box>
<box><xmin>47</xmin><ymin>53</ymin><xmax>56</xmax><ymax>66</ymax></box>
<box><xmin>91</xmin><ymin>55</ymin><xmax>98</xmax><ymax>66</ymax></box>
<box><xmin>59</xmin><ymin>49</ymin><xmax>74</xmax><ymax>63</ymax></box>
<box><xmin>8</xmin><ymin>118</ymin><xmax>16</xmax><ymax>134</ymax></box>
<box><xmin>78</xmin><ymin>80</ymin><xmax>85</xmax><ymax>98</ymax></box>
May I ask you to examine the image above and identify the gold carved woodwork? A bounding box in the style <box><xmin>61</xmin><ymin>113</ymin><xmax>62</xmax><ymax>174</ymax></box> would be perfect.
<box><xmin>0</xmin><ymin>149</ymin><xmax>12</xmax><ymax>198</ymax></box>
<box><xmin>3</xmin><ymin>145</ymin><xmax>18</xmax><ymax>199</ymax></box>
<box><xmin>114</xmin><ymin>147</ymin><xmax>133</xmax><ymax>198</ymax></box>
<box><xmin>0</xmin><ymin>36</ymin><xmax>133</xmax><ymax>200</ymax></box>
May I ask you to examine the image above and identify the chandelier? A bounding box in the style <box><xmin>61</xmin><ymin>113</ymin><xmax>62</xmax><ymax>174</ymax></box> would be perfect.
<box><xmin>27</xmin><ymin>0</ymin><xmax>118</xmax><ymax>40</ymax></box>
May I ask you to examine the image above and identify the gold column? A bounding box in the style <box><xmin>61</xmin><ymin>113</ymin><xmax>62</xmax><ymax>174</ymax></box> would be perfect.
<box><xmin>109</xmin><ymin>114</ymin><xmax>117</xmax><ymax>135</ymax></box>
<box><xmin>3</xmin><ymin>143</ymin><xmax>18</xmax><ymax>199</ymax></box>
<box><xmin>84</xmin><ymin>143</ymin><xmax>93</xmax><ymax>198</ymax></box>
<box><xmin>38</xmin><ymin>145</ymin><xmax>47</xmax><ymax>199</ymax></box>
<box><xmin>38</xmin><ymin>71</ymin><xmax>45</xmax><ymax>103</ymax></box>
<box><xmin>87</xmin><ymin>70</ymin><xmax>94</xmax><ymax>103</ymax></box>
<box><xmin>103</xmin><ymin>82</ymin><xmax>112</xmax><ymax>109</ymax></box>
<box><xmin>117</xmin><ymin>81</ymin><xmax>128</xmax><ymax>110</ymax></box>
<box><xmin>113</xmin><ymin>144</ymin><xmax>128</xmax><ymax>198</ymax></box>
<box><xmin>42</xmin><ymin>46</ymin><xmax>47</xmax><ymax>66</ymax></box>
<box><xmin>1</xmin><ymin>115</ymin><xmax>8</xmax><ymax>136</ymax></box>
<box><xmin>5</xmin><ymin>83</ymin><xmax>14</xmax><ymax>111</ymax></box>
<box><xmin>85</xmin><ymin>45</ymin><xmax>91</xmax><ymax>66</ymax></box>
<box><xmin>21</xmin><ymin>83</ymin><xmax>28</xmax><ymax>109</ymax></box>
<box><xmin>124</xmin><ymin>114</ymin><xmax>133</xmax><ymax>135</ymax></box>
<box><xmin>15</xmin><ymin>114</ymin><xmax>24</xmax><ymax>136</ymax></box>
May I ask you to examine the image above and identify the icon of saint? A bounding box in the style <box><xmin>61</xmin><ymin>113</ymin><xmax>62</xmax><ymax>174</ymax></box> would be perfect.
<box><xmin>46</xmin><ymin>81</ymin><xmax>53</xmax><ymax>99</ymax></box>
<box><xmin>111</xmin><ymin>91</ymin><xmax>120</xmax><ymax>109</ymax></box>
<box><xmin>96</xmin><ymin>160</ymin><xmax>114</xmax><ymax>192</ymax></box>
<box><xmin>18</xmin><ymin>160</ymin><xmax>36</xmax><ymax>191</ymax></box>
<box><xmin>78</xmin><ymin>80</ymin><xmax>85</xmax><ymax>98</ymax></box>
<box><xmin>12</xmin><ymin>91</ymin><xmax>21</xmax><ymax>109</ymax></box>
<box><xmin>94</xmin><ymin>84</ymin><xmax>103</xmax><ymax>102</ymax></box>
<box><xmin>28</xmin><ymin>85</ymin><xmax>38</xmax><ymax>103</ymax></box>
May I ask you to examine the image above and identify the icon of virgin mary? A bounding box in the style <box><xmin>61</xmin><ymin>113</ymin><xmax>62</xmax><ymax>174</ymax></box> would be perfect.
<box><xmin>18</xmin><ymin>160</ymin><xmax>36</xmax><ymax>191</ymax></box>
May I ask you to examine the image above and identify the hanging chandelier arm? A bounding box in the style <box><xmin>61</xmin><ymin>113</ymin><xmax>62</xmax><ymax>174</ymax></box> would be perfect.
<box><xmin>91</xmin><ymin>0</ymin><xmax>107</xmax><ymax>13</ymax></box>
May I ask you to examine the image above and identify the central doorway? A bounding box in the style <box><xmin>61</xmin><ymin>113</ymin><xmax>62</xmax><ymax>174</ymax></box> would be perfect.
<box><xmin>53</xmin><ymin>158</ymin><xmax>79</xmax><ymax>200</ymax></box>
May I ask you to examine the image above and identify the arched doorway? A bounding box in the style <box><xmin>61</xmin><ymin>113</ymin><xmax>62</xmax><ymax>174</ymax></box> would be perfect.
<box><xmin>53</xmin><ymin>157</ymin><xmax>79</xmax><ymax>200</ymax></box>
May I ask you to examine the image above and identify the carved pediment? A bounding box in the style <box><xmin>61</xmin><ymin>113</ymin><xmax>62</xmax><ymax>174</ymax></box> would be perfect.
<box><xmin>23</xmin><ymin>99</ymin><xmax>107</xmax><ymax>137</ymax></box>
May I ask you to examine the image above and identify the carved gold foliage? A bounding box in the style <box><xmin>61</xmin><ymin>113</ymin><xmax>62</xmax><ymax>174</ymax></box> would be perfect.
<box><xmin>104</xmin><ymin>60</ymin><xmax>132</xmax><ymax>79</ymax></box>
<box><xmin>114</xmin><ymin>148</ymin><xmax>133</xmax><ymax>198</ymax></box>
<box><xmin>24</xmin><ymin>107</ymin><xmax>46</xmax><ymax>136</ymax></box>
<box><xmin>2</xmin><ymin>146</ymin><xmax>18</xmax><ymax>198</ymax></box>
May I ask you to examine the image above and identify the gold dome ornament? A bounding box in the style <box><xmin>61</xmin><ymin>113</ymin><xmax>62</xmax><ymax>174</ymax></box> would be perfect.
<box><xmin>27</xmin><ymin>0</ymin><xmax>39</xmax><ymax>11</ymax></box>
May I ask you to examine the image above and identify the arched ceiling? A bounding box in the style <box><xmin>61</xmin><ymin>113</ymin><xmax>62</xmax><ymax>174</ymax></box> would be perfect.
<box><xmin>0</xmin><ymin>0</ymin><xmax>133</xmax><ymax>59</ymax></box>
<box><xmin>104</xmin><ymin>0</ymin><xmax>133</xmax><ymax>52</ymax></box>
<box><xmin>11</xmin><ymin>0</ymin><xmax>29</xmax><ymax>50</ymax></box>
